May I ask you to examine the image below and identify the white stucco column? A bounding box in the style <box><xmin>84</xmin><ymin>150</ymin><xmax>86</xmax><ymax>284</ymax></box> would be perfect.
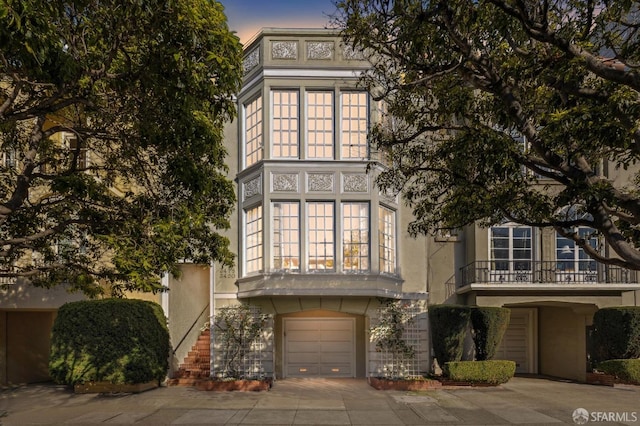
<box><xmin>161</xmin><ymin>272</ymin><xmax>170</xmax><ymax>318</ymax></box>
<box><xmin>209</xmin><ymin>263</ymin><xmax>216</xmax><ymax>378</ymax></box>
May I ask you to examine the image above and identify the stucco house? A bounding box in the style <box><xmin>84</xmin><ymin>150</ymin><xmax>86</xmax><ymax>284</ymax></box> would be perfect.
<box><xmin>2</xmin><ymin>28</ymin><xmax>639</xmax><ymax>385</ymax></box>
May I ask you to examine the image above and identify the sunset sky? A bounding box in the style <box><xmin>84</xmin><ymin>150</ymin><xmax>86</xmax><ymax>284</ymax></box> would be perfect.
<box><xmin>224</xmin><ymin>0</ymin><xmax>339</xmax><ymax>43</ymax></box>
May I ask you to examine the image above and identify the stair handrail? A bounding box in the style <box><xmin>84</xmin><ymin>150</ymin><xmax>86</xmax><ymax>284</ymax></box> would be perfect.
<box><xmin>172</xmin><ymin>303</ymin><xmax>210</xmax><ymax>355</ymax></box>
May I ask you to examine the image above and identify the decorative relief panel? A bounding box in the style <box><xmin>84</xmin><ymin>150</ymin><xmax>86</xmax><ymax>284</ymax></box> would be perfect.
<box><xmin>272</xmin><ymin>41</ymin><xmax>298</xmax><ymax>59</ymax></box>
<box><xmin>343</xmin><ymin>44</ymin><xmax>365</xmax><ymax>60</ymax></box>
<box><xmin>380</xmin><ymin>188</ymin><xmax>398</xmax><ymax>204</ymax></box>
<box><xmin>243</xmin><ymin>49</ymin><xmax>259</xmax><ymax>74</ymax></box>
<box><xmin>308</xmin><ymin>173</ymin><xmax>334</xmax><ymax>192</ymax></box>
<box><xmin>343</xmin><ymin>174</ymin><xmax>368</xmax><ymax>193</ymax></box>
<box><xmin>307</xmin><ymin>42</ymin><xmax>333</xmax><ymax>60</ymax></box>
<box><xmin>272</xmin><ymin>173</ymin><xmax>298</xmax><ymax>192</ymax></box>
<box><xmin>243</xmin><ymin>175</ymin><xmax>262</xmax><ymax>199</ymax></box>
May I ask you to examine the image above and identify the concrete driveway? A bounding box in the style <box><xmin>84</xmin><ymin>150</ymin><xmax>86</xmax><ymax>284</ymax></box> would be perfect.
<box><xmin>1</xmin><ymin>377</ymin><xmax>639</xmax><ymax>425</ymax></box>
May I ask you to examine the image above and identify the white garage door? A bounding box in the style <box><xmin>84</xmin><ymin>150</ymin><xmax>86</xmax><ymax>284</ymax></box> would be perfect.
<box><xmin>495</xmin><ymin>308</ymin><xmax>537</xmax><ymax>374</ymax></box>
<box><xmin>284</xmin><ymin>318</ymin><xmax>355</xmax><ymax>378</ymax></box>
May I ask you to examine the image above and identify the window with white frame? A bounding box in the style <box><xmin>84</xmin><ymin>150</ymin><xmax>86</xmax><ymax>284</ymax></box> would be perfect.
<box><xmin>245</xmin><ymin>96</ymin><xmax>263</xmax><ymax>167</ymax></box>
<box><xmin>342</xmin><ymin>202</ymin><xmax>369</xmax><ymax>271</ymax></box>
<box><xmin>307</xmin><ymin>202</ymin><xmax>334</xmax><ymax>271</ymax></box>
<box><xmin>272</xmin><ymin>202</ymin><xmax>300</xmax><ymax>271</ymax></box>
<box><xmin>340</xmin><ymin>92</ymin><xmax>368</xmax><ymax>159</ymax></box>
<box><xmin>490</xmin><ymin>225</ymin><xmax>532</xmax><ymax>272</ymax></box>
<box><xmin>556</xmin><ymin>227</ymin><xmax>597</xmax><ymax>273</ymax></box>
<box><xmin>272</xmin><ymin>90</ymin><xmax>299</xmax><ymax>158</ymax></box>
<box><xmin>379</xmin><ymin>206</ymin><xmax>396</xmax><ymax>274</ymax></box>
<box><xmin>244</xmin><ymin>205</ymin><xmax>263</xmax><ymax>274</ymax></box>
<box><xmin>306</xmin><ymin>91</ymin><xmax>333</xmax><ymax>159</ymax></box>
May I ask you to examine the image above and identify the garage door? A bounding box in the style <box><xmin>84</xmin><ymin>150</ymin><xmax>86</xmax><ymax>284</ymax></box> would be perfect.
<box><xmin>284</xmin><ymin>318</ymin><xmax>355</xmax><ymax>378</ymax></box>
<box><xmin>495</xmin><ymin>308</ymin><xmax>537</xmax><ymax>374</ymax></box>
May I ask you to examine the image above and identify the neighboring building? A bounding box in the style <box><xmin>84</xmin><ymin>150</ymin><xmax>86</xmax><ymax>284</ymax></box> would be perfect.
<box><xmin>2</xmin><ymin>27</ymin><xmax>640</xmax><ymax>385</ymax></box>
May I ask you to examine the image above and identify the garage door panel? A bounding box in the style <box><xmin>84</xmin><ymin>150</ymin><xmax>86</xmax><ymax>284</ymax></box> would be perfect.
<box><xmin>320</xmin><ymin>341</ymin><xmax>353</xmax><ymax>352</ymax></box>
<box><xmin>320</xmin><ymin>330</ymin><xmax>353</xmax><ymax>341</ymax></box>
<box><xmin>284</xmin><ymin>318</ymin><xmax>355</xmax><ymax>378</ymax></box>
<box><xmin>496</xmin><ymin>309</ymin><xmax>535</xmax><ymax>374</ymax></box>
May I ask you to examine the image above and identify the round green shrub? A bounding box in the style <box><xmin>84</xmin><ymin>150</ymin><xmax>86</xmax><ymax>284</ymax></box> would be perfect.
<box><xmin>597</xmin><ymin>359</ymin><xmax>640</xmax><ymax>385</ymax></box>
<box><xmin>49</xmin><ymin>299</ymin><xmax>170</xmax><ymax>386</ymax></box>
<box><xmin>470</xmin><ymin>307</ymin><xmax>510</xmax><ymax>361</ymax></box>
<box><xmin>428</xmin><ymin>305</ymin><xmax>471</xmax><ymax>365</ymax></box>
<box><xmin>592</xmin><ymin>307</ymin><xmax>640</xmax><ymax>362</ymax></box>
<box><xmin>445</xmin><ymin>360</ymin><xmax>516</xmax><ymax>384</ymax></box>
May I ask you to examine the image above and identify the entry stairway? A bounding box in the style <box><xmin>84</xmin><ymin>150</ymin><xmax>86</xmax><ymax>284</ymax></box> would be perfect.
<box><xmin>167</xmin><ymin>330</ymin><xmax>210</xmax><ymax>386</ymax></box>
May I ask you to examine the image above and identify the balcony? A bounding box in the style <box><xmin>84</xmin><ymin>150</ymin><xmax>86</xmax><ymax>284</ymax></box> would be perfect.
<box><xmin>460</xmin><ymin>260</ymin><xmax>638</xmax><ymax>287</ymax></box>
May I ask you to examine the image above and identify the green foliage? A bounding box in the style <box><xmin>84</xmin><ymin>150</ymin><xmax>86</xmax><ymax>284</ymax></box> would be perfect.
<box><xmin>0</xmin><ymin>0</ymin><xmax>242</xmax><ymax>295</ymax></box>
<box><xmin>337</xmin><ymin>0</ymin><xmax>640</xmax><ymax>268</ymax></box>
<box><xmin>370</xmin><ymin>300</ymin><xmax>415</xmax><ymax>358</ymax></box>
<box><xmin>214</xmin><ymin>305</ymin><xmax>269</xmax><ymax>380</ymax></box>
<box><xmin>592</xmin><ymin>307</ymin><xmax>640</xmax><ymax>362</ymax></box>
<box><xmin>445</xmin><ymin>360</ymin><xmax>516</xmax><ymax>384</ymax></box>
<box><xmin>597</xmin><ymin>359</ymin><xmax>640</xmax><ymax>385</ymax></box>
<box><xmin>49</xmin><ymin>299</ymin><xmax>170</xmax><ymax>385</ymax></box>
<box><xmin>429</xmin><ymin>305</ymin><xmax>471</xmax><ymax>365</ymax></box>
<box><xmin>470</xmin><ymin>307</ymin><xmax>511</xmax><ymax>361</ymax></box>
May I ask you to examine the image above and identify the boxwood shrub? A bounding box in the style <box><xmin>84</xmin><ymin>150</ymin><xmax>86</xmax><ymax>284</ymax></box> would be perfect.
<box><xmin>470</xmin><ymin>307</ymin><xmax>510</xmax><ymax>361</ymax></box>
<box><xmin>592</xmin><ymin>307</ymin><xmax>640</xmax><ymax>362</ymax></box>
<box><xmin>597</xmin><ymin>359</ymin><xmax>640</xmax><ymax>385</ymax></box>
<box><xmin>429</xmin><ymin>305</ymin><xmax>471</xmax><ymax>365</ymax></box>
<box><xmin>445</xmin><ymin>360</ymin><xmax>516</xmax><ymax>384</ymax></box>
<box><xmin>49</xmin><ymin>299</ymin><xmax>170</xmax><ymax>386</ymax></box>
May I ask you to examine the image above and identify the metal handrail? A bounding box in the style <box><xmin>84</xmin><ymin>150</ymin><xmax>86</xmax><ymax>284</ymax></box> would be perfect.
<box><xmin>172</xmin><ymin>303</ymin><xmax>210</xmax><ymax>355</ymax></box>
<box><xmin>460</xmin><ymin>260</ymin><xmax>637</xmax><ymax>286</ymax></box>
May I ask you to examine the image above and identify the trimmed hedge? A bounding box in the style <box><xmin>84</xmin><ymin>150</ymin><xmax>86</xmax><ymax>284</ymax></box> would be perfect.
<box><xmin>597</xmin><ymin>359</ymin><xmax>640</xmax><ymax>385</ymax></box>
<box><xmin>592</xmin><ymin>307</ymin><xmax>640</xmax><ymax>362</ymax></box>
<box><xmin>429</xmin><ymin>305</ymin><xmax>471</xmax><ymax>365</ymax></box>
<box><xmin>470</xmin><ymin>307</ymin><xmax>510</xmax><ymax>361</ymax></box>
<box><xmin>49</xmin><ymin>299</ymin><xmax>170</xmax><ymax>386</ymax></box>
<box><xmin>445</xmin><ymin>360</ymin><xmax>516</xmax><ymax>384</ymax></box>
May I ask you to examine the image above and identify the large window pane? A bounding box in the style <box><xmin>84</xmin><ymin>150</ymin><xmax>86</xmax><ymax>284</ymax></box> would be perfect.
<box><xmin>306</xmin><ymin>92</ymin><xmax>333</xmax><ymax>159</ymax></box>
<box><xmin>307</xmin><ymin>202</ymin><xmax>334</xmax><ymax>271</ymax></box>
<box><xmin>272</xmin><ymin>90</ymin><xmax>299</xmax><ymax>158</ymax></box>
<box><xmin>556</xmin><ymin>227</ymin><xmax>597</xmax><ymax>272</ymax></box>
<box><xmin>245</xmin><ymin>205</ymin><xmax>263</xmax><ymax>274</ymax></box>
<box><xmin>273</xmin><ymin>202</ymin><xmax>299</xmax><ymax>271</ymax></box>
<box><xmin>343</xmin><ymin>203</ymin><xmax>369</xmax><ymax>271</ymax></box>
<box><xmin>341</xmin><ymin>92</ymin><xmax>368</xmax><ymax>159</ymax></box>
<box><xmin>491</xmin><ymin>226</ymin><xmax>532</xmax><ymax>271</ymax></box>
<box><xmin>379</xmin><ymin>206</ymin><xmax>396</xmax><ymax>274</ymax></box>
<box><xmin>245</xmin><ymin>96</ymin><xmax>263</xmax><ymax>167</ymax></box>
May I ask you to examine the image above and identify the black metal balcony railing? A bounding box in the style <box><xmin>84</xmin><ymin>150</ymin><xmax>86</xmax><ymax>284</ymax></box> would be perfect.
<box><xmin>460</xmin><ymin>260</ymin><xmax>638</xmax><ymax>287</ymax></box>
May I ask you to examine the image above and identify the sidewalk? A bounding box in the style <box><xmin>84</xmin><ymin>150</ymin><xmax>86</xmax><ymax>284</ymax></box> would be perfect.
<box><xmin>1</xmin><ymin>377</ymin><xmax>639</xmax><ymax>425</ymax></box>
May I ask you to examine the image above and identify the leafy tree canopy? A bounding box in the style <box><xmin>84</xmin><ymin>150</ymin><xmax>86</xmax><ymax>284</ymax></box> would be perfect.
<box><xmin>336</xmin><ymin>0</ymin><xmax>640</xmax><ymax>268</ymax></box>
<box><xmin>0</xmin><ymin>0</ymin><xmax>242</xmax><ymax>296</ymax></box>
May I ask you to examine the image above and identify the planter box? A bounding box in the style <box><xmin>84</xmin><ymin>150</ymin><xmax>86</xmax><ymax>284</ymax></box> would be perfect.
<box><xmin>195</xmin><ymin>378</ymin><xmax>272</xmax><ymax>391</ymax></box>
<box><xmin>368</xmin><ymin>377</ymin><xmax>442</xmax><ymax>391</ymax></box>
<box><xmin>586</xmin><ymin>372</ymin><xmax>616</xmax><ymax>387</ymax></box>
<box><xmin>74</xmin><ymin>380</ymin><xmax>158</xmax><ymax>394</ymax></box>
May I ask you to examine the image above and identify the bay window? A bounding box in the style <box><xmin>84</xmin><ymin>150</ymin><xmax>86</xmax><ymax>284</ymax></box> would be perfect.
<box><xmin>342</xmin><ymin>203</ymin><xmax>369</xmax><ymax>271</ymax></box>
<box><xmin>245</xmin><ymin>96</ymin><xmax>263</xmax><ymax>167</ymax></box>
<box><xmin>272</xmin><ymin>90</ymin><xmax>299</xmax><ymax>158</ymax></box>
<box><xmin>245</xmin><ymin>205</ymin><xmax>263</xmax><ymax>274</ymax></box>
<box><xmin>379</xmin><ymin>206</ymin><xmax>396</xmax><ymax>274</ymax></box>
<box><xmin>306</xmin><ymin>92</ymin><xmax>334</xmax><ymax>159</ymax></box>
<box><xmin>307</xmin><ymin>202</ymin><xmax>335</xmax><ymax>271</ymax></box>
<box><xmin>272</xmin><ymin>202</ymin><xmax>300</xmax><ymax>271</ymax></box>
<box><xmin>340</xmin><ymin>92</ymin><xmax>368</xmax><ymax>159</ymax></box>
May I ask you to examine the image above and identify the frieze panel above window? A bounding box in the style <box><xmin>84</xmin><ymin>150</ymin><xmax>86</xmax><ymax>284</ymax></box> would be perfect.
<box><xmin>272</xmin><ymin>173</ymin><xmax>299</xmax><ymax>192</ymax></box>
<box><xmin>243</xmin><ymin>48</ymin><xmax>259</xmax><ymax>74</ymax></box>
<box><xmin>343</xmin><ymin>44</ymin><xmax>365</xmax><ymax>60</ymax></box>
<box><xmin>307</xmin><ymin>41</ymin><xmax>333</xmax><ymax>60</ymax></box>
<box><xmin>343</xmin><ymin>173</ymin><xmax>368</xmax><ymax>193</ymax></box>
<box><xmin>272</xmin><ymin>41</ymin><xmax>298</xmax><ymax>60</ymax></box>
<box><xmin>308</xmin><ymin>173</ymin><xmax>334</xmax><ymax>192</ymax></box>
<box><xmin>243</xmin><ymin>175</ymin><xmax>262</xmax><ymax>200</ymax></box>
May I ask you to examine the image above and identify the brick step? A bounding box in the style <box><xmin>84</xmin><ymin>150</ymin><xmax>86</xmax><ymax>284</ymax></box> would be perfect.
<box><xmin>173</xmin><ymin>370</ymin><xmax>210</xmax><ymax>379</ymax></box>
